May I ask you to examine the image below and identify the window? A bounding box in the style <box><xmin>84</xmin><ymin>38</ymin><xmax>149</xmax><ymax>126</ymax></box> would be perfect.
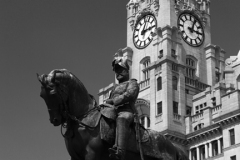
<box><xmin>143</xmin><ymin>59</ymin><xmax>150</xmax><ymax>69</ymax></box>
<box><xmin>173</xmin><ymin>101</ymin><xmax>178</xmax><ymax>114</ymax></box>
<box><xmin>172</xmin><ymin>63</ymin><xmax>178</xmax><ymax>72</ymax></box>
<box><xmin>171</xmin><ymin>49</ymin><xmax>176</xmax><ymax>59</ymax></box>
<box><xmin>185</xmin><ymin>89</ymin><xmax>189</xmax><ymax>94</ymax></box>
<box><xmin>212</xmin><ymin>97</ymin><xmax>216</xmax><ymax>107</ymax></box>
<box><xmin>216</xmin><ymin>67</ymin><xmax>220</xmax><ymax>83</ymax></box>
<box><xmin>229</xmin><ymin>129</ymin><xmax>235</xmax><ymax>145</ymax></box>
<box><xmin>158</xmin><ymin>50</ymin><xmax>163</xmax><ymax>59</ymax></box>
<box><xmin>194</xmin><ymin>123</ymin><xmax>204</xmax><ymax>131</ymax></box>
<box><xmin>191</xmin><ymin>148</ymin><xmax>197</xmax><ymax>160</ymax></box>
<box><xmin>231</xmin><ymin>155</ymin><xmax>236</xmax><ymax>160</ymax></box>
<box><xmin>157</xmin><ymin>77</ymin><xmax>162</xmax><ymax>91</ymax></box>
<box><xmin>143</xmin><ymin>70</ymin><xmax>150</xmax><ymax>80</ymax></box>
<box><xmin>157</xmin><ymin>102</ymin><xmax>162</xmax><ymax>115</ymax></box>
<box><xmin>172</xmin><ymin>76</ymin><xmax>178</xmax><ymax>90</ymax></box>
<box><xmin>212</xmin><ymin>140</ymin><xmax>218</xmax><ymax>156</ymax></box>
<box><xmin>200</xmin><ymin>145</ymin><xmax>205</xmax><ymax>160</ymax></box>
<box><xmin>186</xmin><ymin>106</ymin><xmax>191</xmax><ymax>116</ymax></box>
<box><xmin>186</xmin><ymin>57</ymin><xmax>196</xmax><ymax>78</ymax></box>
<box><xmin>142</xmin><ymin>59</ymin><xmax>150</xmax><ymax>81</ymax></box>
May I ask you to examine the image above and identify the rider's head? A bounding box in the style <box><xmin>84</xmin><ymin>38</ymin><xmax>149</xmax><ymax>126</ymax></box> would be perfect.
<box><xmin>112</xmin><ymin>58</ymin><xmax>129</xmax><ymax>83</ymax></box>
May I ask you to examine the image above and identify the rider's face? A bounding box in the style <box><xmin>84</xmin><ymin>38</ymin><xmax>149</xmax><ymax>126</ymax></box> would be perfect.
<box><xmin>114</xmin><ymin>66</ymin><xmax>129</xmax><ymax>82</ymax></box>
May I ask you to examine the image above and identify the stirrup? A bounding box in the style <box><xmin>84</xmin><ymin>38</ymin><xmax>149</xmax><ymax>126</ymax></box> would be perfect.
<box><xmin>109</xmin><ymin>147</ymin><xmax>125</xmax><ymax>160</ymax></box>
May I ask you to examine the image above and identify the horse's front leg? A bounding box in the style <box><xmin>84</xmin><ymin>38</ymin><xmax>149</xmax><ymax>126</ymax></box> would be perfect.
<box><xmin>85</xmin><ymin>136</ymin><xmax>103</xmax><ymax>160</ymax></box>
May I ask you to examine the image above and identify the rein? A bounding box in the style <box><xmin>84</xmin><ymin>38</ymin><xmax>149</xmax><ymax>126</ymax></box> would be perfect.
<box><xmin>56</xmin><ymin>85</ymin><xmax>100</xmax><ymax>138</ymax></box>
<box><xmin>44</xmin><ymin>70</ymin><xmax>100</xmax><ymax>137</ymax></box>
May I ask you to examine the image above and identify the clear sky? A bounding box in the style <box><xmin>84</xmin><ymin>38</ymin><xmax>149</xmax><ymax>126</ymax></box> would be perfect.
<box><xmin>0</xmin><ymin>1</ymin><xmax>239</xmax><ymax>160</ymax></box>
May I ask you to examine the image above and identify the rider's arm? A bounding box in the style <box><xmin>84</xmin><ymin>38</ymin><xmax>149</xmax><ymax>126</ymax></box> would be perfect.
<box><xmin>112</xmin><ymin>79</ymin><xmax>139</xmax><ymax>106</ymax></box>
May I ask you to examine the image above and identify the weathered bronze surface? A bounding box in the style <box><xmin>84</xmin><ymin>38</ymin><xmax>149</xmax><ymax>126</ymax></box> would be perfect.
<box><xmin>37</xmin><ymin>69</ymin><xmax>189</xmax><ymax>160</ymax></box>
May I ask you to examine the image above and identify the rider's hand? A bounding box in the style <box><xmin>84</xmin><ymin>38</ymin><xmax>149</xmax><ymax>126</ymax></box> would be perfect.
<box><xmin>105</xmin><ymin>99</ymin><xmax>114</xmax><ymax>105</ymax></box>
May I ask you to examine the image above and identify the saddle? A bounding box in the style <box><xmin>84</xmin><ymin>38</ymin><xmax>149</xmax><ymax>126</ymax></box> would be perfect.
<box><xmin>66</xmin><ymin>104</ymin><xmax>163</xmax><ymax>159</ymax></box>
<box><xmin>99</xmin><ymin>104</ymin><xmax>162</xmax><ymax>159</ymax></box>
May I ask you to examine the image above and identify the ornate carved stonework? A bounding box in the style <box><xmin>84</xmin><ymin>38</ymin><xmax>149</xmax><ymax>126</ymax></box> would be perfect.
<box><xmin>174</xmin><ymin>0</ymin><xmax>210</xmax><ymax>27</ymax></box>
<box><xmin>225</xmin><ymin>50</ymin><xmax>240</xmax><ymax>66</ymax></box>
<box><xmin>127</xmin><ymin>0</ymin><xmax>160</xmax><ymax>31</ymax></box>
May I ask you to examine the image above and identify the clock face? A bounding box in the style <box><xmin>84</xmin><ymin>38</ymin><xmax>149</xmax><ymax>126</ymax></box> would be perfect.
<box><xmin>178</xmin><ymin>13</ymin><xmax>204</xmax><ymax>47</ymax></box>
<box><xmin>133</xmin><ymin>14</ymin><xmax>157</xmax><ymax>49</ymax></box>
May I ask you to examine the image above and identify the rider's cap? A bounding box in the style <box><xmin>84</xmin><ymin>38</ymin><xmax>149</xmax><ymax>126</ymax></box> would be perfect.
<box><xmin>112</xmin><ymin>58</ymin><xmax>129</xmax><ymax>71</ymax></box>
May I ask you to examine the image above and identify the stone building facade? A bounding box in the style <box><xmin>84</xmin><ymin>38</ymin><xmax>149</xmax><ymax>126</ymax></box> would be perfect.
<box><xmin>98</xmin><ymin>0</ymin><xmax>240</xmax><ymax>160</ymax></box>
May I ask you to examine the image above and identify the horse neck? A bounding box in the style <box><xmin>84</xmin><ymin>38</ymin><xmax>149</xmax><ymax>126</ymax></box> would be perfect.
<box><xmin>67</xmin><ymin>80</ymin><xmax>93</xmax><ymax>117</ymax></box>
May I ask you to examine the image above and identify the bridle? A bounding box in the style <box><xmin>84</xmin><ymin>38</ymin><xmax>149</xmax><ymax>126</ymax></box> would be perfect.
<box><xmin>43</xmin><ymin>72</ymin><xmax>100</xmax><ymax>137</ymax></box>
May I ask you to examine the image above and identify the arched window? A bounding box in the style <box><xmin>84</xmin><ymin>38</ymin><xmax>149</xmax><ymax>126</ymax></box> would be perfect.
<box><xmin>172</xmin><ymin>76</ymin><xmax>178</xmax><ymax>90</ymax></box>
<box><xmin>140</xmin><ymin>58</ymin><xmax>150</xmax><ymax>81</ymax></box>
<box><xmin>194</xmin><ymin>123</ymin><xmax>204</xmax><ymax>131</ymax></box>
<box><xmin>135</xmin><ymin>99</ymin><xmax>150</xmax><ymax>129</ymax></box>
<box><xmin>157</xmin><ymin>76</ymin><xmax>162</xmax><ymax>91</ymax></box>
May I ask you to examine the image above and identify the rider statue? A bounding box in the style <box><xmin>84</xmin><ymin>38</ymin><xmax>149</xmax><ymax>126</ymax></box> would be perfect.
<box><xmin>106</xmin><ymin>58</ymin><xmax>139</xmax><ymax>160</ymax></box>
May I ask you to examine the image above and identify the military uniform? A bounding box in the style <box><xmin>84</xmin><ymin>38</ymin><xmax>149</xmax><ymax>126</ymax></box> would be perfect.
<box><xmin>108</xmin><ymin>78</ymin><xmax>139</xmax><ymax>160</ymax></box>
<box><xmin>107</xmin><ymin>58</ymin><xmax>139</xmax><ymax>160</ymax></box>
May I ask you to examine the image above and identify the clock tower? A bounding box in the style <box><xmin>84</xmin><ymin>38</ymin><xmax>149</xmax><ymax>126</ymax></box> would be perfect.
<box><xmin>99</xmin><ymin>0</ymin><xmax>225</xmax><ymax>150</ymax></box>
<box><xmin>122</xmin><ymin>0</ymin><xmax>224</xmax><ymax>136</ymax></box>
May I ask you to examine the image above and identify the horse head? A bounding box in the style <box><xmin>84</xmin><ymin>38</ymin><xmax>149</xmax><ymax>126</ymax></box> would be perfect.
<box><xmin>37</xmin><ymin>69</ymin><xmax>72</xmax><ymax>126</ymax></box>
<box><xmin>38</xmin><ymin>69</ymin><xmax>94</xmax><ymax>127</ymax></box>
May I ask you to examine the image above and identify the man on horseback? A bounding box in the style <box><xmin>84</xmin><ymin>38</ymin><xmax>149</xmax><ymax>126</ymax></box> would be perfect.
<box><xmin>106</xmin><ymin>58</ymin><xmax>139</xmax><ymax>160</ymax></box>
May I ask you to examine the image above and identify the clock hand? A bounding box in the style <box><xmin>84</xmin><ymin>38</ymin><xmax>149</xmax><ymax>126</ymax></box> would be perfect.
<box><xmin>187</xmin><ymin>20</ymin><xmax>197</xmax><ymax>33</ymax></box>
<box><xmin>192</xmin><ymin>30</ymin><xmax>202</xmax><ymax>35</ymax></box>
<box><xmin>191</xmin><ymin>20</ymin><xmax>196</xmax><ymax>30</ymax></box>
<box><xmin>141</xmin><ymin>23</ymin><xmax>148</xmax><ymax>35</ymax></box>
<box><xmin>142</xmin><ymin>24</ymin><xmax>155</xmax><ymax>36</ymax></box>
<box><xmin>141</xmin><ymin>18</ymin><xmax>148</xmax><ymax>35</ymax></box>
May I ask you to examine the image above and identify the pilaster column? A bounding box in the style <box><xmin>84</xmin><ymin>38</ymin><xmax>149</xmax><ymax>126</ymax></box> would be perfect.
<box><xmin>144</xmin><ymin>116</ymin><xmax>148</xmax><ymax>128</ymax></box>
<box><xmin>209</xmin><ymin>142</ymin><xmax>212</xmax><ymax>157</ymax></box>
<box><xmin>189</xmin><ymin>149</ymin><xmax>192</xmax><ymax>160</ymax></box>
<box><xmin>205</xmin><ymin>143</ymin><xmax>208</xmax><ymax>159</ymax></box>
<box><xmin>197</xmin><ymin>146</ymin><xmax>200</xmax><ymax>160</ymax></box>
<box><xmin>218</xmin><ymin>139</ymin><xmax>221</xmax><ymax>154</ymax></box>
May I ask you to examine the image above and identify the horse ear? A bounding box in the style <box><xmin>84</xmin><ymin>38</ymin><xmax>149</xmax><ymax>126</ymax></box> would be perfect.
<box><xmin>37</xmin><ymin>73</ymin><xmax>44</xmax><ymax>84</ymax></box>
<box><xmin>37</xmin><ymin>73</ymin><xmax>41</xmax><ymax>82</ymax></box>
<box><xmin>37</xmin><ymin>73</ymin><xmax>46</xmax><ymax>87</ymax></box>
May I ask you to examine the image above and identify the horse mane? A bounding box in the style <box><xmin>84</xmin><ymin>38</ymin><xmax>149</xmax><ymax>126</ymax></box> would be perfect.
<box><xmin>50</xmin><ymin>69</ymin><xmax>94</xmax><ymax>105</ymax></box>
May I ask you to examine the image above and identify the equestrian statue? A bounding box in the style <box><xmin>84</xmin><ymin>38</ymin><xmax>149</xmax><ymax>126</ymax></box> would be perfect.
<box><xmin>37</xmin><ymin>58</ymin><xmax>189</xmax><ymax>160</ymax></box>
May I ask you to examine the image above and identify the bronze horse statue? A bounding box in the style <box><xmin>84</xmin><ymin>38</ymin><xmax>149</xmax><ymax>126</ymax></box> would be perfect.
<box><xmin>37</xmin><ymin>69</ymin><xmax>189</xmax><ymax>160</ymax></box>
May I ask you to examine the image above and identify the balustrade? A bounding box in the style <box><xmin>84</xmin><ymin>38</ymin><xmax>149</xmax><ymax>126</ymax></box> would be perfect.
<box><xmin>139</xmin><ymin>78</ymin><xmax>150</xmax><ymax>90</ymax></box>
<box><xmin>185</xmin><ymin>77</ymin><xmax>209</xmax><ymax>91</ymax></box>
<box><xmin>191</xmin><ymin>112</ymin><xmax>203</xmax><ymax>122</ymax></box>
<box><xmin>173</xmin><ymin>113</ymin><xmax>181</xmax><ymax>121</ymax></box>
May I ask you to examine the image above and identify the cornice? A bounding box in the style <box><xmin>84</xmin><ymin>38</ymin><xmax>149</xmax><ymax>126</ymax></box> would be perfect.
<box><xmin>161</xmin><ymin>129</ymin><xmax>188</xmax><ymax>146</ymax></box>
<box><xmin>213</xmin><ymin>109</ymin><xmax>240</xmax><ymax>124</ymax></box>
<box><xmin>187</xmin><ymin>124</ymin><xmax>221</xmax><ymax>145</ymax></box>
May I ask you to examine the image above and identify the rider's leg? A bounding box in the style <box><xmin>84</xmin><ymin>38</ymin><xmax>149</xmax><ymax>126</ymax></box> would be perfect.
<box><xmin>109</xmin><ymin>111</ymin><xmax>133</xmax><ymax>160</ymax></box>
